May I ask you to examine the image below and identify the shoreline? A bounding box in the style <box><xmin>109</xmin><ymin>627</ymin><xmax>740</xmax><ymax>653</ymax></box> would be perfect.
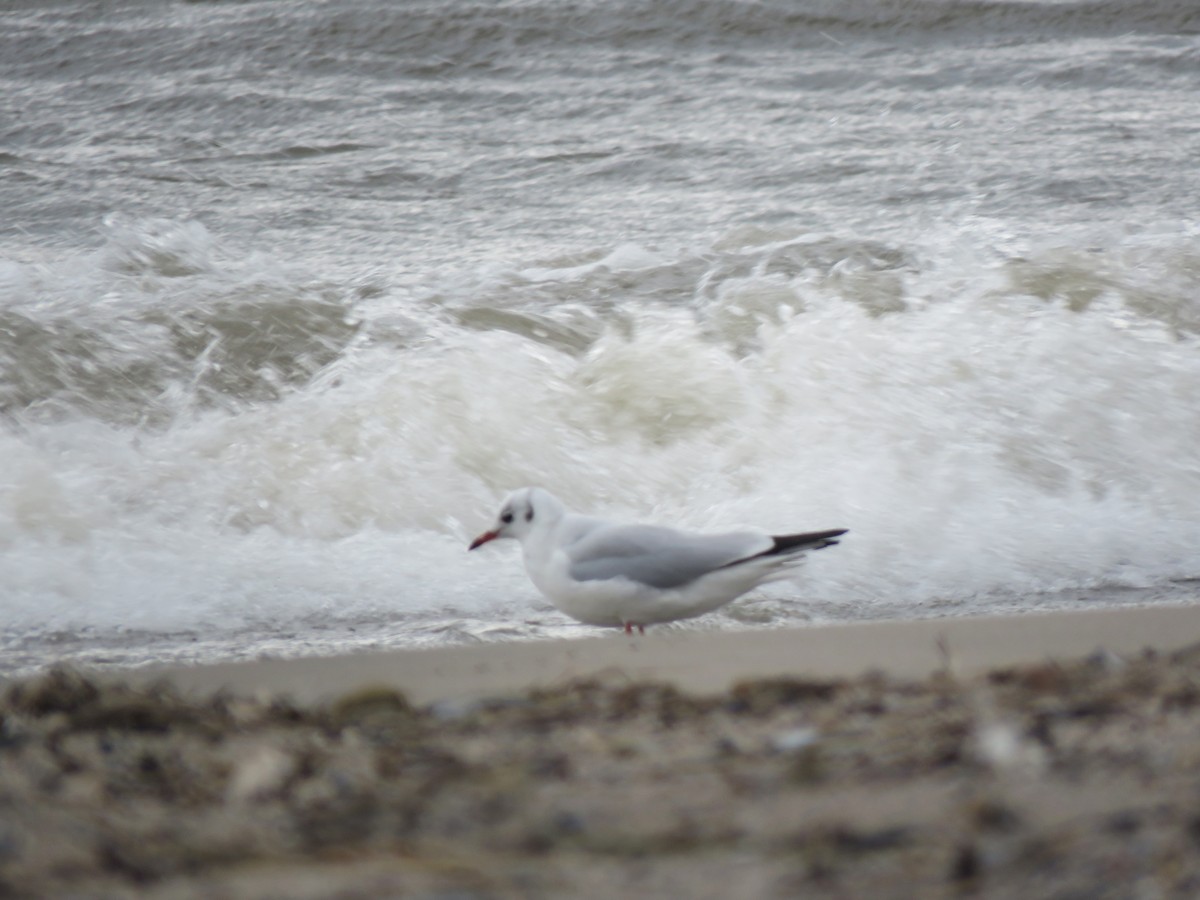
<box><xmin>129</xmin><ymin>602</ymin><xmax>1200</xmax><ymax>705</ymax></box>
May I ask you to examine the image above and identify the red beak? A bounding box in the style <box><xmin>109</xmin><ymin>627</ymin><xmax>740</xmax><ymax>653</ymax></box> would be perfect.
<box><xmin>468</xmin><ymin>529</ymin><xmax>499</xmax><ymax>550</ymax></box>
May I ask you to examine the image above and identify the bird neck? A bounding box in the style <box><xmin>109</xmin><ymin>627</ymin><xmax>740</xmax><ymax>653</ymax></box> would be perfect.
<box><xmin>519</xmin><ymin>516</ymin><xmax>563</xmax><ymax>569</ymax></box>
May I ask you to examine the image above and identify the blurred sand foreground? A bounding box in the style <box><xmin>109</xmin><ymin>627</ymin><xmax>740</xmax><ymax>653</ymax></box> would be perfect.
<box><xmin>5</xmin><ymin>604</ymin><xmax>1200</xmax><ymax>898</ymax></box>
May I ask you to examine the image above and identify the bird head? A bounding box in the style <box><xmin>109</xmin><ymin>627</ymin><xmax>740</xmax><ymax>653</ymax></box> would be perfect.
<box><xmin>468</xmin><ymin>487</ymin><xmax>564</xmax><ymax>549</ymax></box>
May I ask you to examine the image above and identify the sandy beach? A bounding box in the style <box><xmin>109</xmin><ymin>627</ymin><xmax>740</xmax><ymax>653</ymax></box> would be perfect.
<box><xmin>6</xmin><ymin>604</ymin><xmax>1200</xmax><ymax>898</ymax></box>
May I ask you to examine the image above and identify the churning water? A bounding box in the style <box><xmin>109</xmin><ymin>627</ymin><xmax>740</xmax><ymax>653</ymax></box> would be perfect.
<box><xmin>3</xmin><ymin>0</ymin><xmax>1200</xmax><ymax>674</ymax></box>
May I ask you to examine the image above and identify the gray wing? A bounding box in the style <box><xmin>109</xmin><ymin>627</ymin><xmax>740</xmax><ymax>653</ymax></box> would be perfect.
<box><xmin>566</xmin><ymin>523</ymin><xmax>770</xmax><ymax>590</ymax></box>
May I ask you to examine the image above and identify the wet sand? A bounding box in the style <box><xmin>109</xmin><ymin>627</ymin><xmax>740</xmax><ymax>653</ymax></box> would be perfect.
<box><xmin>5</xmin><ymin>604</ymin><xmax>1200</xmax><ymax>898</ymax></box>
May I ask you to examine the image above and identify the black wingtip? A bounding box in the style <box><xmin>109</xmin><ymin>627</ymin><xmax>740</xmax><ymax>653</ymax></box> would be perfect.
<box><xmin>768</xmin><ymin>528</ymin><xmax>848</xmax><ymax>555</ymax></box>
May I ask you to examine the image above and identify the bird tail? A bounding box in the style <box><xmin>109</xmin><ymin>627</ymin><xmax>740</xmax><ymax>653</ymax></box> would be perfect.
<box><xmin>715</xmin><ymin>528</ymin><xmax>848</xmax><ymax>576</ymax></box>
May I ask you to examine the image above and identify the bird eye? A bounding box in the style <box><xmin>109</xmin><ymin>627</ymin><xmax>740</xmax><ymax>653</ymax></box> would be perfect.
<box><xmin>500</xmin><ymin>512</ymin><xmax>514</xmax><ymax>524</ymax></box>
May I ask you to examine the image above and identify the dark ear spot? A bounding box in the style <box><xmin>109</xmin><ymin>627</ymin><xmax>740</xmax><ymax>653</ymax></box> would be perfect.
<box><xmin>525</xmin><ymin>508</ymin><xmax>534</xmax><ymax>522</ymax></box>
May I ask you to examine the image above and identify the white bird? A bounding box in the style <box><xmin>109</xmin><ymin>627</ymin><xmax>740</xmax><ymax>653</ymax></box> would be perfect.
<box><xmin>468</xmin><ymin>487</ymin><xmax>847</xmax><ymax>634</ymax></box>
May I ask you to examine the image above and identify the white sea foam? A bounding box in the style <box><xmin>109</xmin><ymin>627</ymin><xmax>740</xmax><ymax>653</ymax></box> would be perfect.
<box><xmin>3</xmin><ymin>221</ymin><xmax>1200</xmax><ymax>673</ymax></box>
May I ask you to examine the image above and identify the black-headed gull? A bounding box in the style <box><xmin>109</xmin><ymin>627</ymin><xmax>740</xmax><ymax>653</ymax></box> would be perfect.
<box><xmin>469</xmin><ymin>487</ymin><xmax>847</xmax><ymax>634</ymax></box>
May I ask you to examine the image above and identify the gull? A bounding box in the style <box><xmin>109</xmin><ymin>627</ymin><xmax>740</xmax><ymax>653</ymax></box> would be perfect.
<box><xmin>469</xmin><ymin>487</ymin><xmax>847</xmax><ymax>634</ymax></box>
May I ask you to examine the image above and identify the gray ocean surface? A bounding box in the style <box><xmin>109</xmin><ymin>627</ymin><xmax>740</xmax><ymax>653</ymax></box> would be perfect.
<box><xmin>3</xmin><ymin>0</ymin><xmax>1200</xmax><ymax>676</ymax></box>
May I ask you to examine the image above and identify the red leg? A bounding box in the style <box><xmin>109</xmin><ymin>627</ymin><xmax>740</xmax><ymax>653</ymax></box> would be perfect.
<box><xmin>623</xmin><ymin>622</ymin><xmax>633</xmax><ymax>635</ymax></box>
<box><xmin>638</xmin><ymin>624</ymin><xmax>645</xmax><ymax>635</ymax></box>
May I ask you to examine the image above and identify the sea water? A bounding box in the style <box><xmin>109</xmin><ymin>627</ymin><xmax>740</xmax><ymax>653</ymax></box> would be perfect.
<box><xmin>3</xmin><ymin>0</ymin><xmax>1200</xmax><ymax>675</ymax></box>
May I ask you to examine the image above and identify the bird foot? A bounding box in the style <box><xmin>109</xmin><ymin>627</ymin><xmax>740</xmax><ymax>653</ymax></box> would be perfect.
<box><xmin>623</xmin><ymin>623</ymin><xmax>645</xmax><ymax>636</ymax></box>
